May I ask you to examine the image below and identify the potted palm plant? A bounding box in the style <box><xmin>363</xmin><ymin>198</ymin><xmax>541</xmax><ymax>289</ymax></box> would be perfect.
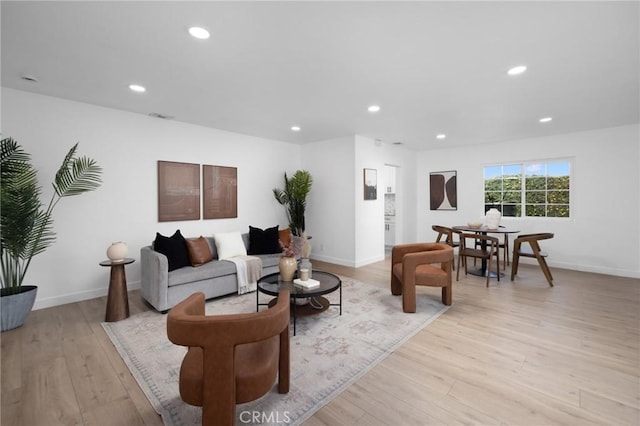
<box><xmin>0</xmin><ymin>137</ymin><xmax>102</xmax><ymax>331</ymax></box>
<box><xmin>272</xmin><ymin>170</ymin><xmax>313</xmax><ymax>237</ymax></box>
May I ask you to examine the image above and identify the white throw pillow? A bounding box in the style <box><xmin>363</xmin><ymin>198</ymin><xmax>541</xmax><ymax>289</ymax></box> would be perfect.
<box><xmin>213</xmin><ymin>232</ymin><xmax>247</xmax><ymax>260</ymax></box>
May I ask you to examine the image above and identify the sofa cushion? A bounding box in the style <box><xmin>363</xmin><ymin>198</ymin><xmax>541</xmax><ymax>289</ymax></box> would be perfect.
<box><xmin>248</xmin><ymin>225</ymin><xmax>281</xmax><ymax>255</ymax></box>
<box><xmin>255</xmin><ymin>253</ymin><xmax>281</xmax><ymax>269</ymax></box>
<box><xmin>154</xmin><ymin>230</ymin><xmax>190</xmax><ymax>271</ymax></box>
<box><xmin>185</xmin><ymin>236</ymin><xmax>213</xmax><ymax>267</ymax></box>
<box><xmin>205</xmin><ymin>237</ymin><xmax>218</xmax><ymax>259</ymax></box>
<box><xmin>213</xmin><ymin>232</ymin><xmax>247</xmax><ymax>260</ymax></box>
<box><xmin>168</xmin><ymin>260</ymin><xmax>238</xmax><ymax>287</ymax></box>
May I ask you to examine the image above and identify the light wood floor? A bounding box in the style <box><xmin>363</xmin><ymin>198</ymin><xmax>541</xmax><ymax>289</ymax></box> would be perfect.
<box><xmin>2</xmin><ymin>258</ymin><xmax>638</xmax><ymax>425</ymax></box>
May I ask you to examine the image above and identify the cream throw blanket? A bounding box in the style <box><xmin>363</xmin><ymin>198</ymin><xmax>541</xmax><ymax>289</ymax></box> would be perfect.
<box><xmin>227</xmin><ymin>255</ymin><xmax>262</xmax><ymax>295</ymax></box>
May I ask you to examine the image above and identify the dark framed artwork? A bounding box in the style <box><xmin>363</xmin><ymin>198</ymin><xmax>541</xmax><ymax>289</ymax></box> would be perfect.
<box><xmin>364</xmin><ymin>168</ymin><xmax>377</xmax><ymax>200</ymax></box>
<box><xmin>157</xmin><ymin>161</ymin><xmax>201</xmax><ymax>222</ymax></box>
<box><xmin>430</xmin><ymin>170</ymin><xmax>457</xmax><ymax>210</ymax></box>
<box><xmin>203</xmin><ymin>165</ymin><xmax>238</xmax><ymax>219</ymax></box>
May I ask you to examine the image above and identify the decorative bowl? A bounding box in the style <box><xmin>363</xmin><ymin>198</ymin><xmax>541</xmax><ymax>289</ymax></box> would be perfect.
<box><xmin>467</xmin><ymin>221</ymin><xmax>483</xmax><ymax>229</ymax></box>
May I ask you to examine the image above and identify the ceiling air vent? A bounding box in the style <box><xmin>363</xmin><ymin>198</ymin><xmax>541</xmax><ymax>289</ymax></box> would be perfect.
<box><xmin>148</xmin><ymin>112</ymin><xmax>174</xmax><ymax>120</ymax></box>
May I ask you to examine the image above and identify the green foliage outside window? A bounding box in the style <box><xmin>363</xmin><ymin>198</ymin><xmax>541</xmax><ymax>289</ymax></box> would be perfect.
<box><xmin>484</xmin><ymin>161</ymin><xmax>571</xmax><ymax>218</ymax></box>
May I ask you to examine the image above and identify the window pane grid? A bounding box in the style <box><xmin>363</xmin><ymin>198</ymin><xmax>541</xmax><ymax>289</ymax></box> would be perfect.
<box><xmin>484</xmin><ymin>160</ymin><xmax>570</xmax><ymax>218</ymax></box>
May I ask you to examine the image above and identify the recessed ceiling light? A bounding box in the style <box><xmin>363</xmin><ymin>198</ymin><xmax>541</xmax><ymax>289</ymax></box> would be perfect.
<box><xmin>291</xmin><ymin>126</ymin><xmax>301</xmax><ymax>132</ymax></box>
<box><xmin>368</xmin><ymin>105</ymin><xmax>381</xmax><ymax>113</ymax></box>
<box><xmin>128</xmin><ymin>84</ymin><xmax>146</xmax><ymax>93</ymax></box>
<box><xmin>539</xmin><ymin>117</ymin><xmax>553</xmax><ymax>123</ymax></box>
<box><xmin>507</xmin><ymin>65</ymin><xmax>527</xmax><ymax>76</ymax></box>
<box><xmin>188</xmin><ymin>26</ymin><xmax>210</xmax><ymax>40</ymax></box>
<box><xmin>436</xmin><ymin>134</ymin><xmax>447</xmax><ymax>140</ymax></box>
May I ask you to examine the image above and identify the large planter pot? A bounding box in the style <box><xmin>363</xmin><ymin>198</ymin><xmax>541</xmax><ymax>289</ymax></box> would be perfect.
<box><xmin>1</xmin><ymin>285</ymin><xmax>37</xmax><ymax>332</ymax></box>
<box><xmin>278</xmin><ymin>256</ymin><xmax>297</xmax><ymax>282</ymax></box>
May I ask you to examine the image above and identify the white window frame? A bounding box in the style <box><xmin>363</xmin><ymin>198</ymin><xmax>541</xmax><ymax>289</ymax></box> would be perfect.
<box><xmin>483</xmin><ymin>158</ymin><xmax>573</xmax><ymax>219</ymax></box>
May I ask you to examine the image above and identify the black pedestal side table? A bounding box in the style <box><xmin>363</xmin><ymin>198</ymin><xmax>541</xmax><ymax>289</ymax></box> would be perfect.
<box><xmin>100</xmin><ymin>258</ymin><xmax>134</xmax><ymax>322</ymax></box>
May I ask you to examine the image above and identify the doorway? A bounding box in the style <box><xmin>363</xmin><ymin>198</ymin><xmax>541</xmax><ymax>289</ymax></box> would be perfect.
<box><xmin>384</xmin><ymin>164</ymin><xmax>400</xmax><ymax>250</ymax></box>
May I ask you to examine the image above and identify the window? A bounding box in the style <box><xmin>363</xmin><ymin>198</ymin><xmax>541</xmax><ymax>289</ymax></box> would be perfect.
<box><xmin>483</xmin><ymin>160</ymin><xmax>571</xmax><ymax>218</ymax></box>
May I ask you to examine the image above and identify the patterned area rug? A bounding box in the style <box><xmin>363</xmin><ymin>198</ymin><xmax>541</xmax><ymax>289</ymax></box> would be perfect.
<box><xmin>102</xmin><ymin>276</ymin><xmax>448</xmax><ymax>425</ymax></box>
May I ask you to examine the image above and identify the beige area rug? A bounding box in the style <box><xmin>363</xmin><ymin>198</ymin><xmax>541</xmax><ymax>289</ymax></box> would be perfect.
<box><xmin>102</xmin><ymin>276</ymin><xmax>448</xmax><ymax>425</ymax></box>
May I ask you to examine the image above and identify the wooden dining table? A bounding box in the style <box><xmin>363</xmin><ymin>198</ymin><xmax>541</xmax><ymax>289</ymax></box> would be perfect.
<box><xmin>452</xmin><ymin>225</ymin><xmax>520</xmax><ymax>278</ymax></box>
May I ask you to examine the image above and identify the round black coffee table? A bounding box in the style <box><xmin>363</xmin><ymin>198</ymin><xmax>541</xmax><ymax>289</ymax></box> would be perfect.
<box><xmin>257</xmin><ymin>270</ymin><xmax>342</xmax><ymax>335</ymax></box>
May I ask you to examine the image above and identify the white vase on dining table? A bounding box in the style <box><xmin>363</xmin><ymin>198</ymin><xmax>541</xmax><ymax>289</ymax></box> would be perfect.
<box><xmin>485</xmin><ymin>208</ymin><xmax>501</xmax><ymax>229</ymax></box>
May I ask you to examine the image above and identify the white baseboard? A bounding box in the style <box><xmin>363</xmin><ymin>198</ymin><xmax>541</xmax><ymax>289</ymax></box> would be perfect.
<box><xmin>33</xmin><ymin>280</ymin><xmax>141</xmax><ymax>311</ymax></box>
<box><xmin>547</xmin><ymin>261</ymin><xmax>640</xmax><ymax>279</ymax></box>
<box><xmin>311</xmin><ymin>254</ymin><xmax>386</xmax><ymax>268</ymax></box>
<box><xmin>354</xmin><ymin>255</ymin><xmax>386</xmax><ymax>268</ymax></box>
<box><xmin>31</xmin><ymin>260</ymin><xmax>639</xmax><ymax>311</ymax></box>
<box><xmin>311</xmin><ymin>254</ymin><xmax>356</xmax><ymax>267</ymax></box>
<box><xmin>512</xmin><ymin>257</ymin><xmax>640</xmax><ymax>279</ymax></box>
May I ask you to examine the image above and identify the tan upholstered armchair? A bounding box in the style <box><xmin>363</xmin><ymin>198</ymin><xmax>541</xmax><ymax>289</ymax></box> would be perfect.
<box><xmin>391</xmin><ymin>243</ymin><xmax>453</xmax><ymax>313</ymax></box>
<box><xmin>167</xmin><ymin>291</ymin><xmax>290</xmax><ymax>426</ymax></box>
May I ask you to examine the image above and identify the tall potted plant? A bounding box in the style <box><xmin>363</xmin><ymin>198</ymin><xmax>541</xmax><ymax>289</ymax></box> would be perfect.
<box><xmin>272</xmin><ymin>170</ymin><xmax>312</xmax><ymax>237</ymax></box>
<box><xmin>0</xmin><ymin>138</ymin><xmax>102</xmax><ymax>331</ymax></box>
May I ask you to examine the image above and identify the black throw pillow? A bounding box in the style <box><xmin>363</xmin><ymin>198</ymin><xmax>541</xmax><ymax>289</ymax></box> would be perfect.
<box><xmin>248</xmin><ymin>225</ymin><xmax>281</xmax><ymax>255</ymax></box>
<box><xmin>153</xmin><ymin>230</ymin><xmax>190</xmax><ymax>271</ymax></box>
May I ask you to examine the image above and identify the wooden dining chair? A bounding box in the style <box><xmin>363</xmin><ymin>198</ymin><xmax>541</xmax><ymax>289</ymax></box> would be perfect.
<box><xmin>432</xmin><ymin>225</ymin><xmax>460</xmax><ymax>270</ymax></box>
<box><xmin>457</xmin><ymin>233</ymin><xmax>500</xmax><ymax>287</ymax></box>
<box><xmin>511</xmin><ymin>233</ymin><xmax>555</xmax><ymax>286</ymax></box>
<box><xmin>475</xmin><ymin>226</ymin><xmax>510</xmax><ymax>269</ymax></box>
<box><xmin>491</xmin><ymin>226</ymin><xmax>511</xmax><ymax>269</ymax></box>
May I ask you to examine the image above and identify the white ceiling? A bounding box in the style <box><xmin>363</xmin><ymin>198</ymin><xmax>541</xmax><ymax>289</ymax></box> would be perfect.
<box><xmin>2</xmin><ymin>1</ymin><xmax>639</xmax><ymax>151</ymax></box>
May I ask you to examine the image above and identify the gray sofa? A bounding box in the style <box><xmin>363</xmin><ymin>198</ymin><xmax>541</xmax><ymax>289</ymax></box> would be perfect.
<box><xmin>141</xmin><ymin>233</ymin><xmax>281</xmax><ymax>312</ymax></box>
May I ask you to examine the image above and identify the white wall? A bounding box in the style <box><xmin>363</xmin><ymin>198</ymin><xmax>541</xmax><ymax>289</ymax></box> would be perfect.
<box><xmin>3</xmin><ymin>88</ymin><xmax>636</xmax><ymax>311</ymax></box>
<box><xmin>301</xmin><ymin>136</ymin><xmax>356</xmax><ymax>265</ymax></box>
<box><xmin>417</xmin><ymin>124</ymin><xmax>640</xmax><ymax>278</ymax></box>
<box><xmin>354</xmin><ymin>135</ymin><xmax>385</xmax><ymax>266</ymax></box>
<box><xmin>2</xmin><ymin>88</ymin><xmax>301</xmax><ymax>309</ymax></box>
<box><xmin>381</xmin><ymin>142</ymin><xmax>419</xmax><ymax>246</ymax></box>
<box><xmin>302</xmin><ymin>134</ymin><xmax>418</xmax><ymax>267</ymax></box>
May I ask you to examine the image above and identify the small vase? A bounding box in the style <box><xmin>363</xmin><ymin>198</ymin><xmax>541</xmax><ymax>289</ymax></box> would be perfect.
<box><xmin>107</xmin><ymin>242</ymin><xmax>128</xmax><ymax>262</ymax></box>
<box><xmin>278</xmin><ymin>256</ymin><xmax>297</xmax><ymax>282</ymax></box>
<box><xmin>485</xmin><ymin>208</ymin><xmax>502</xmax><ymax>229</ymax></box>
<box><xmin>298</xmin><ymin>258</ymin><xmax>313</xmax><ymax>279</ymax></box>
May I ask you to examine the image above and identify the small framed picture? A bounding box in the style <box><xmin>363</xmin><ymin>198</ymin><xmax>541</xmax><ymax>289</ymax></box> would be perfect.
<box><xmin>364</xmin><ymin>168</ymin><xmax>377</xmax><ymax>200</ymax></box>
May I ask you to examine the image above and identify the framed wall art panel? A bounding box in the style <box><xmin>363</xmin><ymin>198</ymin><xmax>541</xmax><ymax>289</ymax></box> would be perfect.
<box><xmin>157</xmin><ymin>161</ymin><xmax>201</xmax><ymax>222</ymax></box>
<box><xmin>430</xmin><ymin>170</ymin><xmax>457</xmax><ymax>210</ymax></box>
<box><xmin>203</xmin><ymin>165</ymin><xmax>238</xmax><ymax>219</ymax></box>
<box><xmin>364</xmin><ymin>168</ymin><xmax>377</xmax><ymax>200</ymax></box>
